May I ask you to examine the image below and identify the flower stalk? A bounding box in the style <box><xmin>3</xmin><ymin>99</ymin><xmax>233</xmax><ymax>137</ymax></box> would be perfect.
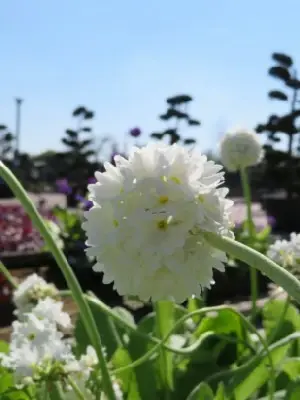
<box><xmin>239</xmin><ymin>166</ymin><xmax>258</xmax><ymax>321</ymax></box>
<box><xmin>0</xmin><ymin>161</ymin><xmax>116</xmax><ymax>400</ymax></box>
<box><xmin>204</xmin><ymin>232</ymin><xmax>300</xmax><ymax>305</ymax></box>
<box><xmin>0</xmin><ymin>259</ymin><xmax>18</xmax><ymax>289</ymax></box>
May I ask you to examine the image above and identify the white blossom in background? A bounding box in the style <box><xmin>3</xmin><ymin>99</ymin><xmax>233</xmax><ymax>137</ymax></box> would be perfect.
<box><xmin>65</xmin><ymin>346</ymin><xmax>123</xmax><ymax>400</ymax></box>
<box><xmin>267</xmin><ymin>233</ymin><xmax>300</xmax><ymax>274</ymax></box>
<box><xmin>219</xmin><ymin>127</ymin><xmax>263</xmax><ymax>172</ymax></box>
<box><xmin>0</xmin><ymin>312</ymin><xmax>76</xmax><ymax>384</ymax></box>
<box><xmin>83</xmin><ymin>143</ymin><xmax>234</xmax><ymax>303</ymax></box>
<box><xmin>13</xmin><ymin>273</ymin><xmax>59</xmax><ymax>316</ymax></box>
<box><xmin>31</xmin><ymin>297</ymin><xmax>72</xmax><ymax>331</ymax></box>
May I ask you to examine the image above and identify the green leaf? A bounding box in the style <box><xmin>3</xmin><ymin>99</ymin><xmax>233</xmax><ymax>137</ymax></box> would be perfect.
<box><xmin>74</xmin><ymin>300</ymin><xmax>121</xmax><ymax>359</ymax></box>
<box><xmin>0</xmin><ymin>369</ymin><xmax>13</xmax><ymax>395</ymax></box>
<box><xmin>257</xmin><ymin>390</ymin><xmax>286</xmax><ymax>400</ymax></box>
<box><xmin>285</xmin><ymin>380</ymin><xmax>300</xmax><ymax>400</ymax></box>
<box><xmin>231</xmin><ymin>340</ymin><xmax>291</xmax><ymax>400</ymax></box>
<box><xmin>186</xmin><ymin>382</ymin><xmax>214</xmax><ymax>400</ymax></box>
<box><xmin>126</xmin><ymin>313</ymin><xmax>157</xmax><ymax>400</ymax></box>
<box><xmin>281</xmin><ymin>357</ymin><xmax>300</xmax><ymax>380</ymax></box>
<box><xmin>256</xmin><ymin>225</ymin><xmax>271</xmax><ymax>241</ymax></box>
<box><xmin>195</xmin><ymin>308</ymin><xmax>245</xmax><ymax>358</ymax></box>
<box><xmin>214</xmin><ymin>382</ymin><xmax>228</xmax><ymax>400</ymax></box>
<box><xmin>111</xmin><ymin>348</ymin><xmax>140</xmax><ymax>399</ymax></box>
<box><xmin>0</xmin><ymin>341</ymin><xmax>9</xmax><ymax>354</ymax></box>
<box><xmin>263</xmin><ymin>300</ymin><xmax>300</xmax><ymax>342</ymax></box>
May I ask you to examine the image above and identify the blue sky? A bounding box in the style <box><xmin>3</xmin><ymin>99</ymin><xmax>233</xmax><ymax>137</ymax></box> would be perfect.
<box><xmin>1</xmin><ymin>0</ymin><xmax>299</xmax><ymax>156</ymax></box>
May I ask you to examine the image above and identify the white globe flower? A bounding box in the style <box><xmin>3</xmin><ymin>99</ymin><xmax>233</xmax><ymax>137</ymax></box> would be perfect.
<box><xmin>83</xmin><ymin>143</ymin><xmax>234</xmax><ymax>303</ymax></box>
<box><xmin>219</xmin><ymin>127</ymin><xmax>263</xmax><ymax>172</ymax></box>
<box><xmin>13</xmin><ymin>273</ymin><xmax>59</xmax><ymax>316</ymax></box>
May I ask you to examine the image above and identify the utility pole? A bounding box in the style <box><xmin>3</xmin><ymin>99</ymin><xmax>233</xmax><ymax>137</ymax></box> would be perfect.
<box><xmin>14</xmin><ymin>98</ymin><xmax>23</xmax><ymax>161</ymax></box>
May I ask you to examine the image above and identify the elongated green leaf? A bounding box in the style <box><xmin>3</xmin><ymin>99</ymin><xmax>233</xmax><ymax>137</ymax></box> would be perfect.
<box><xmin>0</xmin><ymin>341</ymin><xmax>9</xmax><ymax>354</ymax></box>
<box><xmin>281</xmin><ymin>357</ymin><xmax>300</xmax><ymax>380</ymax></box>
<box><xmin>186</xmin><ymin>382</ymin><xmax>214</xmax><ymax>400</ymax></box>
<box><xmin>214</xmin><ymin>382</ymin><xmax>228</xmax><ymax>400</ymax></box>
<box><xmin>111</xmin><ymin>348</ymin><xmax>140</xmax><ymax>399</ymax></box>
<box><xmin>232</xmin><ymin>341</ymin><xmax>291</xmax><ymax>400</ymax></box>
<box><xmin>263</xmin><ymin>300</ymin><xmax>300</xmax><ymax>342</ymax></box>
<box><xmin>127</xmin><ymin>313</ymin><xmax>157</xmax><ymax>400</ymax></box>
<box><xmin>285</xmin><ymin>380</ymin><xmax>300</xmax><ymax>399</ymax></box>
<box><xmin>257</xmin><ymin>390</ymin><xmax>286</xmax><ymax>400</ymax></box>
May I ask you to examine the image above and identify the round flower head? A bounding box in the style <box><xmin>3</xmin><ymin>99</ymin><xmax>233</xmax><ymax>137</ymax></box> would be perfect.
<box><xmin>83</xmin><ymin>143</ymin><xmax>234</xmax><ymax>303</ymax></box>
<box><xmin>219</xmin><ymin>127</ymin><xmax>263</xmax><ymax>172</ymax></box>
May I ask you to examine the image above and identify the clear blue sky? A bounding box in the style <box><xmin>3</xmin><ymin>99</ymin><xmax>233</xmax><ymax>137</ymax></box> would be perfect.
<box><xmin>1</xmin><ymin>0</ymin><xmax>298</xmax><ymax>156</ymax></box>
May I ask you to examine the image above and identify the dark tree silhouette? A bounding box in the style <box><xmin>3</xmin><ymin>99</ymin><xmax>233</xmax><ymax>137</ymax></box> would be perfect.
<box><xmin>256</xmin><ymin>52</ymin><xmax>300</xmax><ymax>198</ymax></box>
<box><xmin>150</xmin><ymin>94</ymin><xmax>201</xmax><ymax>145</ymax></box>
<box><xmin>61</xmin><ymin>106</ymin><xmax>96</xmax><ymax>184</ymax></box>
<box><xmin>0</xmin><ymin>124</ymin><xmax>14</xmax><ymax>161</ymax></box>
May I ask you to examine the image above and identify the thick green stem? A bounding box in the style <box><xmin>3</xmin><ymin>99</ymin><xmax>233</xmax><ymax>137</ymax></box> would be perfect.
<box><xmin>154</xmin><ymin>301</ymin><xmax>174</xmax><ymax>397</ymax></box>
<box><xmin>0</xmin><ymin>260</ymin><xmax>18</xmax><ymax>289</ymax></box>
<box><xmin>240</xmin><ymin>167</ymin><xmax>257</xmax><ymax>321</ymax></box>
<box><xmin>0</xmin><ymin>161</ymin><xmax>116</xmax><ymax>400</ymax></box>
<box><xmin>204</xmin><ymin>232</ymin><xmax>300</xmax><ymax>305</ymax></box>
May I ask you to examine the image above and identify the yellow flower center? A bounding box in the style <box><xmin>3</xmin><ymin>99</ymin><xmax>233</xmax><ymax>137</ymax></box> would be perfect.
<box><xmin>157</xmin><ymin>219</ymin><xmax>168</xmax><ymax>231</ymax></box>
<box><xmin>159</xmin><ymin>195</ymin><xmax>169</xmax><ymax>204</ymax></box>
<box><xmin>170</xmin><ymin>176</ymin><xmax>181</xmax><ymax>184</ymax></box>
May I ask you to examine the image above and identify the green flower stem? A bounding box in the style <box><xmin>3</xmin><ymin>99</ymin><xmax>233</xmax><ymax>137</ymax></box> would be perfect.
<box><xmin>204</xmin><ymin>232</ymin><xmax>300</xmax><ymax>305</ymax></box>
<box><xmin>67</xmin><ymin>377</ymin><xmax>85</xmax><ymax>400</ymax></box>
<box><xmin>154</xmin><ymin>301</ymin><xmax>174</xmax><ymax>396</ymax></box>
<box><xmin>0</xmin><ymin>161</ymin><xmax>116</xmax><ymax>400</ymax></box>
<box><xmin>49</xmin><ymin>382</ymin><xmax>65</xmax><ymax>400</ymax></box>
<box><xmin>0</xmin><ymin>260</ymin><xmax>18</xmax><ymax>289</ymax></box>
<box><xmin>240</xmin><ymin>167</ymin><xmax>257</xmax><ymax>321</ymax></box>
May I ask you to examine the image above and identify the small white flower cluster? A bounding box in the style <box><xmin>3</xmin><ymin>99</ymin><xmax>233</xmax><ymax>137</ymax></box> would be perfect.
<box><xmin>267</xmin><ymin>233</ymin><xmax>300</xmax><ymax>274</ymax></box>
<box><xmin>1</xmin><ymin>274</ymin><xmax>123</xmax><ymax>399</ymax></box>
<box><xmin>220</xmin><ymin>127</ymin><xmax>263</xmax><ymax>172</ymax></box>
<box><xmin>83</xmin><ymin>143</ymin><xmax>234</xmax><ymax>303</ymax></box>
<box><xmin>13</xmin><ymin>273</ymin><xmax>59</xmax><ymax>317</ymax></box>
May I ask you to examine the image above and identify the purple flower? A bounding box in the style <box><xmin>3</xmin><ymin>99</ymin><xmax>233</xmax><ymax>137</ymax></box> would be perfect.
<box><xmin>75</xmin><ymin>194</ymin><xmax>93</xmax><ymax>211</ymax></box>
<box><xmin>88</xmin><ymin>177</ymin><xmax>97</xmax><ymax>184</ymax></box>
<box><xmin>267</xmin><ymin>215</ymin><xmax>276</xmax><ymax>227</ymax></box>
<box><xmin>56</xmin><ymin>178</ymin><xmax>72</xmax><ymax>195</ymax></box>
<box><xmin>129</xmin><ymin>127</ymin><xmax>141</xmax><ymax>137</ymax></box>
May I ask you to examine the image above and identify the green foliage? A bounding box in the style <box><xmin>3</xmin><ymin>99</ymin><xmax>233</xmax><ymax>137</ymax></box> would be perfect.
<box><xmin>3</xmin><ymin>292</ymin><xmax>300</xmax><ymax>398</ymax></box>
<box><xmin>256</xmin><ymin>51</ymin><xmax>300</xmax><ymax>197</ymax></box>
